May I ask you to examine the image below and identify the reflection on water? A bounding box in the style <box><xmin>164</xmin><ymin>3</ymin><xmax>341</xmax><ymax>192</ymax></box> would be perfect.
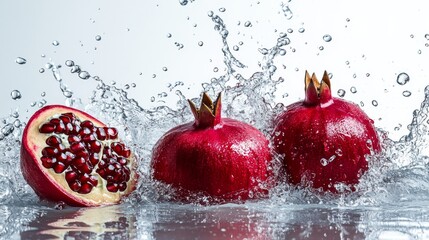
<box><xmin>0</xmin><ymin>202</ymin><xmax>425</xmax><ymax>239</ymax></box>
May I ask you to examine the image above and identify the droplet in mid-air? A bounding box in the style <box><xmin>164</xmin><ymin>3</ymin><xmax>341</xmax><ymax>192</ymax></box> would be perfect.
<box><xmin>179</xmin><ymin>0</ymin><xmax>188</xmax><ymax>6</ymax></box>
<box><xmin>337</xmin><ymin>89</ymin><xmax>346</xmax><ymax>97</ymax></box>
<box><xmin>402</xmin><ymin>90</ymin><xmax>412</xmax><ymax>97</ymax></box>
<box><xmin>95</xmin><ymin>35</ymin><xmax>102</xmax><ymax>41</ymax></box>
<box><xmin>298</xmin><ymin>27</ymin><xmax>305</xmax><ymax>33</ymax></box>
<box><xmin>52</xmin><ymin>40</ymin><xmax>60</xmax><ymax>46</ymax></box>
<box><xmin>198</xmin><ymin>41</ymin><xmax>204</xmax><ymax>46</ymax></box>
<box><xmin>372</xmin><ymin>100</ymin><xmax>378</xmax><ymax>107</ymax></box>
<box><xmin>244</xmin><ymin>21</ymin><xmax>252</xmax><ymax>27</ymax></box>
<box><xmin>323</xmin><ymin>34</ymin><xmax>332</xmax><ymax>42</ymax></box>
<box><xmin>11</xmin><ymin>90</ymin><xmax>22</xmax><ymax>100</ymax></box>
<box><xmin>397</xmin><ymin>72</ymin><xmax>410</xmax><ymax>85</ymax></box>
<box><xmin>65</xmin><ymin>60</ymin><xmax>75</xmax><ymax>67</ymax></box>
<box><xmin>78</xmin><ymin>71</ymin><xmax>90</xmax><ymax>80</ymax></box>
<box><xmin>39</xmin><ymin>68</ymin><xmax>45</xmax><ymax>73</ymax></box>
<box><xmin>15</xmin><ymin>57</ymin><xmax>27</xmax><ymax>65</ymax></box>
<box><xmin>350</xmin><ymin>86</ymin><xmax>357</xmax><ymax>93</ymax></box>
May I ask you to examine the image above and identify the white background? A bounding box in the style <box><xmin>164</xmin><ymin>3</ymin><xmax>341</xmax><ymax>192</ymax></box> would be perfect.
<box><xmin>1</xmin><ymin>0</ymin><xmax>428</xmax><ymax>140</ymax></box>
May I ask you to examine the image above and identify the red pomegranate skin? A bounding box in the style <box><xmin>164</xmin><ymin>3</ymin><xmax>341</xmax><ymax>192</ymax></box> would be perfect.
<box><xmin>272</xmin><ymin>71</ymin><xmax>381</xmax><ymax>192</ymax></box>
<box><xmin>21</xmin><ymin>105</ymin><xmax>137</xmax><ymax>207</ymax></box>
<box><xmin>151</xmin><ymin>93</ymin><xmax>271</xmax><ymax>202</ymax></box>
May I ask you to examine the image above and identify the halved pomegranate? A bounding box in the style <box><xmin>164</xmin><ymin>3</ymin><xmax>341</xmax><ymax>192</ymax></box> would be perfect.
<box><xmin>272</xmin><ymin>71</ymin><xmax>381</xmax><ymax>192</ymax></box>
<box><xmin>20</xmin><ymin>105</ymin><xmax>138</xmax><ymax>206</ymax></box>
<box><xmin>151</xmin><ymin>93</ymin><xmax>272</xmax><ymax>203</ymax></box>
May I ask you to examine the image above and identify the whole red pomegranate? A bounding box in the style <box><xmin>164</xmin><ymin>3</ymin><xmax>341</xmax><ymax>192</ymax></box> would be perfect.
<box><xmin>151</xmin><ymin>93</ymin><xmax>271</xmax><ymax>202</ymax></box>
<box><xmin>20</xmin><ymin>105</ymin><xmax>138</xmax><ymax>207</ymax></box>
<box><xmin>272</xmin><ymin>71</ymin><xmax>381</xmax><ymax>192</ymax></box>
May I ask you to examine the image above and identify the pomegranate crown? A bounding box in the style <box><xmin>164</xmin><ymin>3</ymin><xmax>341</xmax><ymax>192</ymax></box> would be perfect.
<box><xmin>304</xmin><ymin>70</ymin><xmax>333</xmax><ymax>106</ymax></box>
<box><xmin>188</xmin><ymin>92</ymin><xmax>222</xmax><ymax>128</ymax></box>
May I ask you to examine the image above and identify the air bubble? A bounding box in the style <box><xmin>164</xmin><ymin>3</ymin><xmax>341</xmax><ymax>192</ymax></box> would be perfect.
<box><xmin>78</xmin><ymin>71</ymin><xmax>91</xmax><ymax>80</ymax></box>
<box><xmin>402</xmin><ymin>90</ymin><xmax>412</xmax><ymax>97</ymax></box>
<box><xmin>10</xmin><ymin>90</ymin><xmax>22</xmax><ymax>100</ymax></box>
<box><xmin>52</xmin><ymin>40</ymin><xmax>60</xmax><ymax>46</ymax></box>
<box><xmin>372</xmin><ymin>100</ymin><xmax>378</xmax><ymax>106</ymax></box>
<box><xmin>95</xmin><ymin>35</ymin><xmax>102</xmax><ymax>41</ymax></box>
<box><xmin>15</xmin><ymin>57</ymin><xmax>26</xmax><ymax>65</ymax></box>
<box><xmin>337</xmin><ymin>89</ymin><xmax>346</xmax><ymax>97</ymax></box>
<box><xmin>323</xmin><ymin>34</ymin><xmax>332</xmax><ymax>42</ymax></box>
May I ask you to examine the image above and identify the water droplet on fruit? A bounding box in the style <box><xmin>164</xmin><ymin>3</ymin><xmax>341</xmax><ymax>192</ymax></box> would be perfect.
<box><xmin>95</xmin><ymin>35</ymin><xmax>102</xmax><ymax>41</ymax></box>
<box><xmin>323</xmin><ymin>34</ymin><xmax>332</xmax><ymax>42</ymax></box>
<box><xmin>10</xmin><ymin>90</ymin><xmax>22</xmax><ymax>100</ymax></box>
<box><xmin>15</xmin><ymin>57</ymin><xmax>26</xmax><ymax>64</ymax></box>
<box><xmin>320</xmin><ymin>158</ymin><xmax>328</xmax><ymax>166</ymax></box>
<box><xmin>397</xmin><ymin>72</ymin><xmax>410</xmax><ymax>85</ymax></box>
<box><xmin>402</xmin><ymin>90</ymin><xmax>412</xmax><ymax>97</ymax></box>
<box><xmin>337</xmin><ymin>89</ymin><xmax>346</xmax><ymax>97</ymax></box>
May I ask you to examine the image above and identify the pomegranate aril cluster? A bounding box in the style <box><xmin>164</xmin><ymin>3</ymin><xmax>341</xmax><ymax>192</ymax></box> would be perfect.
<box><xmin>39</xmin><ymin>112</ymin><xmax>131</xmax><ymax>194</ymax></box>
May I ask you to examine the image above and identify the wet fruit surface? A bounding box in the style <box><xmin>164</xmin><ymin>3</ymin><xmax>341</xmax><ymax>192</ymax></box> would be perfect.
<box><xmin>151</xmin><ymin>93</ymin><xmax>272</xmax><ymax>203</ymax></box>
<box><xmin>20</xmin><ymin>105</ymin><xmax>138</xmax><ymax>206</ymax></box>
<box><xmin>272</xmin><ymin>71</ymin><xmax>381</xmax><ymax>192</ymax></box>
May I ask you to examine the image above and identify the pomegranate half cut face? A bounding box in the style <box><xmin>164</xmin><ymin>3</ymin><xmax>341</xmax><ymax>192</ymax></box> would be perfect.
<box><xmin>20</xmin><ymin>105</ymin><xmax>138</xmax><ymax>207</ymax></box>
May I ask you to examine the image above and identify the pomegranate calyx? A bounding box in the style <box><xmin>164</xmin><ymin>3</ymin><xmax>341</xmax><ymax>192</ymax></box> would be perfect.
<box><xmin>188</xmin><ymin>92</ymin><xmax>222</xmax><ymax>128</ymax></box>
<box><xmin>304</xmin><ymin>70</ymin><xmax>333</xmax><ymax>107</ymax></box>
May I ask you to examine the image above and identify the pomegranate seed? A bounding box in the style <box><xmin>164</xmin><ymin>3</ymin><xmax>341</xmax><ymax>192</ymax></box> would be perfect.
<box><xmin>106</xmin><ymin>127</ymin><xmax>118</xmax><ymax>140</ymax></box>
<box><xmin>118</xmin><ymin>157</ymin><xmax>128</xmax><ymax>165</ymax></box>
<box><xmin>96</xmin><ymin>168</ymin><xmax>107</xmax><ymax>178</ymax></box>
<box><xmin>80</xmin><ymin>120</ymin><xmax>94</xmax><ymax>129</ymax></box>
<box><xmin>111</xmin><ymin>142</ymin><xmax>124</xmax><ymax>155</ymax></box>
<box><xmin>68</xmin><ymin>135</ymin><xmax>81</xmax><ymax>144</ymax></box>
<box><xmin>80</xmin><ymin>162</ymin><xmax>93</xmax><ymax>174</ymax></box>
<box><xmin>118</xmin><ymin>182</ymin><xmax>127</xmax><ymax>191</ymax></box>
<box><xmin>79</xmin><ymin>173</ymin><xmax>91</xmax><ymax>183</ymax></box>
<box><xmin>42</xmin><ymin>147</ymin><xmax>59</xmax><ymax>157</ymax></box>
<box><xmin>79</xmin><ymin>183</ymin><xmax>93</xmax><ymax>194</ymax></box>
<box><xmin>46</xmin><ymin>136</ymin><xmax>61</xmax><ymax>146</ymax></box>
<box><xmin>79</xmin><ymin>127</ymin><xmax>92</xmax><ymax>136</ymax></box>
<box><xmin>89</xmin><ymin>153</ymin><xmax>100</xmax><ymax>166</ymax></box>
<box><xmin>98</xmin><ymin>159</ymin><xmax>107</xmax><ymax>168</ymax></box>
<box><xmin>72</xmin><ymin>124</ymin><xmax>81</xmax><ymax>135</ymax></box>
<box><xmin>88</xmin><ymin>175</ymin><xmax>98</xmax><ymax>186</ymax></box>
<box><xmin>73</xmin><ymin>157</ymin><xmax>86</xmax><ymax>167</ymax></box>
<box><xmin>39</xmin><ymin>123</ymin><xmax>55</xmax><ymax>133</ymax></box>
<box><xmin>53</xmin><ymin>162</ymin><xmax>67</xmax><ymax>173</ymax></box>
<box><xmin>122</xmin><ymin>147</ymin><xmax>131</xmax><ymax>158</ymax></box>
<box><xmin>96</xmin><ymin>128</ymin><xmax>107</xmax><ymax>140</ymax></box>
<box><xmin>82</xmin><ymin>134</ymin><xmax>96</xmax><ymax>143</ymax></box>
<box><xmin>64</xmin><ymin>123</ymin><xmax>74</xmax><ymax>134</ymax></box>
<box><xmin>41</xmin><ymin>156</ymin><xmax>56</xmax><ymax>168</ymax></box>
<box><xmin>50</xmin><ymin>118</ymin><xmax>61</xmax><ymax>125</ymax></box>
<box><xmin>89</xmin><ymin>141</ymin><xmax>102</xmax><ymax>153</ymax></box>
<box><xmin>69</xmin><ymin>180</ymin><xmax>81</xmax><ymax>192</ymax></box>
<box><xmin>61</xmin><ymin>112</ymin><xmax>76</xmax><ymax>120</ymax></box>
<box><xmin>57</xmin><ymin>152</ymin><xmax>68</xmax><ymax>162</ymax></box>
<box><xmin>59</xmin><ymin>115</ymin><xmax>71</xmax><ymax>124</ymax></box>
<box><xmin>54</xmin><ymin>121</ymin><xmax>66</xmax><ymax>134</ymax></box>
<box><xmin>106</xmin><ymin>182</ymin><xmax>119</xmax><ymax>192</ymax></box>
<box><xmin>64</xmin><ymin>151</ymin><xmax>75</xmax><ymax>164</ymax></box>
<box><xmin>65</xmin><ymin>171</ymin><xmax>78</xmax><ymax>183</ymax></box>
<box><xmin>70</xmin><ymin>142</ymin><xmax>85</xmax><ymax>153</ymax></box>
<box><xmin>76</xmin><ymin>149</ymin><xmax>90</xmax><ymax>159</ymax></box>
<box><xmin>103</xmin><ymin>147</ymin><xmax>113</xmax><ymax>156</ymax></box>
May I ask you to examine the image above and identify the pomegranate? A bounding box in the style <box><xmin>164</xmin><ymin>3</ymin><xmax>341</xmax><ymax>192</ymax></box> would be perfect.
<box><xmin>151</xmin><ymin>92</ymin><xmax>271</xmax><ymax>202</ymax></box>
<box><xmin>20</xmin><ymin>105</ymin><xmax>138</xmax><ymax>206</ymax></box>
<box><xmin>272</xmin><ymin>71</ymin><xmax>381</xmax><ymax>192</ymax></box>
